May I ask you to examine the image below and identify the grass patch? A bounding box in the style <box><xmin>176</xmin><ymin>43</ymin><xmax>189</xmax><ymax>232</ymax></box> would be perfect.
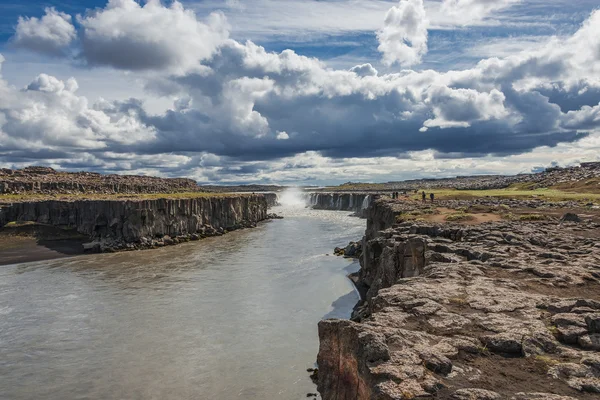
<box><xmin>445</xmin><ymin>212</ymin><xmax>475</xmax><ymax>222</ymax></box>
<box><xmin>0</xmin><ymin>191</ymin><xmax>253</xmax><ymax>204</ymax></box>
<box><xmin>547</xmin><ymin>325</ymin><xmax>559</xmax><ymax>336</ymax></box>
<box><xmin>395</xmin><ymin>208</ymin><xmax>438</xmax><ymax>222</ymax></box>
<box><xmin>411</xmin><ymin>187</ymin><xmax>600</xmax><ymax>202</ymax></box>
<box><xmin>448</xmin><ymin>296</ymin><xmax>469</xmax><ymax>306</ymax></box>
<box><xmin>518</xmin><ymin>214</ymin><xmax>547</xmax><ymax>221</ymax></box>
<box><xmin>501</xmin><ymin>213</ymin><xmax>516</xmax><ymax>220</ymax></box>
<box><xmin>534</xmin><ymin>355</ymin><xmax>560</xmax><ymax>372</ymax></box>
<box><xmin>4</xmin><ymin>221</ymin><xmax>37</xmax><ymax>228</ymax></box>
<box><xmin>477</xmin><ymin>344</ymin><xmax>491</xmax><ymax>356</ymax></box>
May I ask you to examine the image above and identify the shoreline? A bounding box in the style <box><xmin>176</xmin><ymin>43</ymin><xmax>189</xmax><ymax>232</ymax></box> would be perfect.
<box><xmin>1</xmin><ymin>193</ymin><xmax>280</xmax><ymax>259</ymax></box>
<box><xmin>0</xmin><ymin>218</ymin><xmax>280</xmax><ymax>266</ymax></box>
<box><xmin>0</xmin><ymin>236</ymin><xmax>86</xmax><ymax>266</ymax></box>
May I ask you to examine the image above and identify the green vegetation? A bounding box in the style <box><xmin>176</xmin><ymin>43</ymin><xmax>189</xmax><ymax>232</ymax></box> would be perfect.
<box><xmin>534</xmin><ymin>355</ymin><xmax>560</xmax><ymax>372</ymax></box>
<box><xmin>445</xmin><ymin>212</ymin><xmax>475</xmax><ymax>222</ymax></box>
<box><xmin>410</xmin><ymin>187</ymin><xmax>600</xmax><ymax>202</ymax></box>
<box><xmin>0</xmin><ymin>191</ymin><xmax>244</xmax><ymax>204</ymax></box>
<box><xmin>395</xmin><ymin>208</ymin><xmax>438</xmax><ymax>222</ymax></box>
<box><xmin>501</xmin><ymin>212</ymin><xmax>516</xmax><ymax>220</ymax></box>
<box><xmin>547</xmin><ymin>325</ymin><xmax>559</xmax><ymax>336</ymax></box>
<box><xmin>448</xmin><ymin>296</ymin><xmax>469</xmax><ymax>306</ymax></box>
<box><xmin>4</xmin><ymin>221</ymin><xmax>37</xmax><ymax>227</ymax></box>
<box><xmin>476</xmin><ymin>344</ymin><xmax>491</xmax><ymax>356</ymax></box>
<box><xmin>518</xmin><ymin>214</ymin><xmax>547</xmax><ymax>221</ymax></box>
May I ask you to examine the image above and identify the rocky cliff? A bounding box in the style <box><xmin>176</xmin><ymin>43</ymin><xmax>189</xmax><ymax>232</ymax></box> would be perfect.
<box><xmin>328</xmin><ymin>162</ymin><xmax>600</xmax><ymax>192</ymax></box>
<box><xmin>317</xmin><ymin>198</ymin><xmax>600</xmax><ymax>399</ymax></box>
<box><xmin>0</xmin><ymin>193</ymin><xmax>278</xmax><ymax>251</ymax></box>
<box><xmin>309</xmin><ymin>193</ymin><xmax>374</xmax><ymax>216</ymax></box>
<box><xmin>0</xmin><ymin>166</ymin><xmax>200</xmax><ymax>195</ymax></box>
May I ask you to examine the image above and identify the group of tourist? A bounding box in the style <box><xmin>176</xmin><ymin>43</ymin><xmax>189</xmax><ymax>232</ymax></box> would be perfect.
<box><xmin>390</xmin><ymin>191</ymin><xmax>435</xmax><ymax>202</ymax></box>
<box><xmin>422</xmin><ymin>191</ymin><xmax>434</xmax><ymax>203</ymax></box>
<box><xmin>390</xmin><ymin>191</ymin><xmax>409</xmax><ymax>199</ymax></box>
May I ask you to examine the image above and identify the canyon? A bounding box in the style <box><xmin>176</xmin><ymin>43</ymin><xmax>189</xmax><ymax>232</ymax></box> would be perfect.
<box><xmin>3</xmin><ymin>166</ymin><xmax>600</xmax><ymax>399</ymax></box>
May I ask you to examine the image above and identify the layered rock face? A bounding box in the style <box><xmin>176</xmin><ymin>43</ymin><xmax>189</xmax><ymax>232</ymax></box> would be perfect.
<box><xmin>0</xmin><ymin>167</ymin><xmax>200</xmax><ymax>194</ymax></box>
<box><xmin>317</xmin><ymin>199</ymin><xmax>600</xmax><ymax>399</ymax></box>
<box><xmin>0</xmin><ymin>194</ymin><xmax>276</xmax><ymax>245</ymax></box>
<box><xmin>309</xmin><ymin>193</ymin><xmax>374</xmax><ymax>216</ymax></box>
<box><xmin>264</xmin><ymin>193</ymin><xmax>280</xmax><ymax>207</ymax></box>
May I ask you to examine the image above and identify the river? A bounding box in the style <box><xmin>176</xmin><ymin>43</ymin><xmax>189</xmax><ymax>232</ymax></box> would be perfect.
<box><xmin>0</xmin><ymin>202</ymin><xmax>365</xmax><ymax>400</ymax></box>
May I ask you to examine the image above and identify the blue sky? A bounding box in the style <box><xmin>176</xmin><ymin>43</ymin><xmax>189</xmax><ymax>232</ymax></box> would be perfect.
<box><xmin>0</xmin><ymin>0</ymin><xmax>599</xmax><ymax>184</ymax></box>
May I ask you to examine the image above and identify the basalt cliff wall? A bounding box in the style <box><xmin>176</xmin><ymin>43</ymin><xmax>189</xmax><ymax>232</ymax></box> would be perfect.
<box><xmin>0</xmin><ymin>193</ymin><xmax>278</xmax><ymax>245</ymax></box>
<box><xmin>309</xmin><ymin>193</ymin><xmax>374</xmax><ymax>216</ymax></box>
<box><xmin>317</xmin><ymin>198</ymin><xmax>600</xmax><ymax>400</ymax></box>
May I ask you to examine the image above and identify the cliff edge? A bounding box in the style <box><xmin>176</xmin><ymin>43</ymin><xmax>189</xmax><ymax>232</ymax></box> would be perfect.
<box><xmin>0</xmin><ymin>193</ymin><xmax>278</xmax><ymax>252</ymax></box>
<box><xmin>317</xmin><ymin>198</ymin><xmax>600</xmax><ymax>399</ymax></box>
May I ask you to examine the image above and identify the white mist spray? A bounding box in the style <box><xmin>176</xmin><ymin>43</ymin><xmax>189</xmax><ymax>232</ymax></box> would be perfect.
<box><xmin>278</xmin><ymin>187</ymin><xmax>308</xmax><ymax>208</ymax></box>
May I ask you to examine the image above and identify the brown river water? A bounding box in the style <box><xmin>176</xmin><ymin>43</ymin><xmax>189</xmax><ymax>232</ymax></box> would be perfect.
<box><xmin>0</xmin><ymin>204</ymin><xmax>365</xmax><ymax>400</ymax></box>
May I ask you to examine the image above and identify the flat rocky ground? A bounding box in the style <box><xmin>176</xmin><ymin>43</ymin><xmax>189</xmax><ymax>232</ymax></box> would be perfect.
<box><xmin>318</xmin><ymin>198</ymin><xmax>600</xmax><ymax>400</ymax></box>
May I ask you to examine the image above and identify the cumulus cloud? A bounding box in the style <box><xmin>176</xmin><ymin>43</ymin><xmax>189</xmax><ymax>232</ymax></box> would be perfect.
<box><xmin>422</xmin><ymin>87</ymin><xmax>508</xmax><ymax>130</ymax></box>
<box><xmin>276</xmin><ymin>131</ymin><xmax>290</xmax><ymax>140</ymax></box>
<box><xmin>77</xmin><ymin>0</ymin><xmax>229</xmax><ymax>71</ymax></box>
<box><xmin>377</xmin><ymin>0</ymin><xmax>429</xmax><ymax>67</ymax></box>
<box><xmin>2</xmin><ymin>2</ymin><xmax>600</xmax><ymax>183</ymax></box>
<box><xmin>0</xmin><ymin>69</ymin><xmax>155</xmax><ymax>157</ymax></box>
<box><xmin>349</xmin><ymin>63</ymin><xmax>378</xmax><ymax>77</ymax></box>
<box><xmin>13</xmin><ymin>7</ymin><xmax>76</xmax><ymax>55</ymax></box>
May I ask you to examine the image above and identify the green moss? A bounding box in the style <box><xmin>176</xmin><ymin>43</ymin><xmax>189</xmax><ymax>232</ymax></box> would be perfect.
<box><xmin>518</xmin><ymin>214</ymin><xmax>547</xmax><ymax>221</ymax></box>
<box><xmin>501</xmin><ymin>213</ymin><xmax>516</xmax><ymax>220</ymax></box>
<box><xmin>445</xmin><ymin>212</ymin><xmax>475</xmax><ymax>222</ymax></box>
<box><xmin>4</xmin><ymin>221</ymin><xmax>37</xmax><ymax>228</ymax></box>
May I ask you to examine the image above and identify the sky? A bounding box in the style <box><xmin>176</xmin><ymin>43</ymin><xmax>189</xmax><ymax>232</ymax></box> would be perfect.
<box><xmin>0</xmin><ymin>0</ymin><xmax>599</xmax><ymax>185</ymax></box>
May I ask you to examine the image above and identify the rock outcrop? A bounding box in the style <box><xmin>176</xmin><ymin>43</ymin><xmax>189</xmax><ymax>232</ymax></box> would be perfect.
<box><xmin>0</xmin><ymin>194</ymin><xmax>278</xmax><ymax>251</ymax></box>
<box><xmin>0</xmin><ymin>167</ymin><xmax>201</xmax><ymax>195</ymax></box>
<box><xmin>309</xmin><ymin>193</ymin><xmax>374</xmax><ymax>216</ymax></box>
<box><xmin>317</xmin><ymin>198</ymin><xmax>600</xmax><ymax>399</ymax></box>
<box><xmin>330</xmin><ymin>162</ymin><xmax>600</xmax><ymax>192</ymax></box>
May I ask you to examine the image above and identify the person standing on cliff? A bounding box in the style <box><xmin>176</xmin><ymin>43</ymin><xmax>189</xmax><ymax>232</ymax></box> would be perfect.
<box><xmin>430</xmin><ymin>193</ymin><xmax>435</xmax><ymax>203</ymax></box>
<box><xmin>421</xmin><ymin>191</ymin><xmax>426</xmax><ymax>202</ymax></box>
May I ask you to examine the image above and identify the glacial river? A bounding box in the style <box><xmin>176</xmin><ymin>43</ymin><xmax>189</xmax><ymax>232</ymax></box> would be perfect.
<box><xmin>0</xmin><ymin>203</ymin><xmax>365</xmax><ymax>400</ymax></box>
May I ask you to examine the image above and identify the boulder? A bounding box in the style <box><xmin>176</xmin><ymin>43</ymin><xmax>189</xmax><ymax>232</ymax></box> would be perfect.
<box><xmin>561</xmin><ymin>213</ymin><xmax>581</xmax><ymax>223</ymax></box>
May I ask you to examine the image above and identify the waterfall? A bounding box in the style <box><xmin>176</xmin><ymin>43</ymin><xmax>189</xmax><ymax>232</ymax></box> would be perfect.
<box><xmin>361</xmin><ymin>195</ymin><xmax>371</xmax><ymax>210</ymax></box>
<box><xmin>348</xmin><ymin>195</ymin><xmax>354</xmax><ymax>210</ymax></box>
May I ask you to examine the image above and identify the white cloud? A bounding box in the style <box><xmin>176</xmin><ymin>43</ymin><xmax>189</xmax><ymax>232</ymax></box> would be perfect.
<box><xmin>13</xmin><ymin>7</ymin><xmax>76</xmax><ymax>55</ymax></box>
<box><xmin>188</xmin><ymin>0</ymin><xmax>526</xmax><ymax>42</ymax></box>
<box><xmin>77</xmin><ymin>0</ymin><xmax>229</xmax><ymax>71</ymax></box>
<box><xmin>377</xmin><ymin>0</ymin><xmax>429</xmax><ymax>67</ymax></box>
<box><xmin>0</xmin><ymin>71</ymin><xmax>155</xmax><ymax>155</ymax></box>
<box><xmin>276</xmin><ymin>131</ymin><xmax>290</xmax><ymax>140</ymax></box>
<box><xmin>438</xmin><ymin>0</ymin><xmax>521</xmax><ymax>26</ymax></box>
<box><xmin>2</xmin><ymin>2</ymin><xmax>600</xmax><ymax>184</ymax></box>
<box><xmin>188</xmin><ymin>0</ymin><xmax>398</xmax><ymax>39</ymax></box>
<box><xmin>423</xmin><ymin>86</ymin><xmax>509</xmax><ymax>129</ymax></box>
<box><xmin>349</xmin><ymin>63</ymin><xmax>379</xmax><ymax>77</ymax></box>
